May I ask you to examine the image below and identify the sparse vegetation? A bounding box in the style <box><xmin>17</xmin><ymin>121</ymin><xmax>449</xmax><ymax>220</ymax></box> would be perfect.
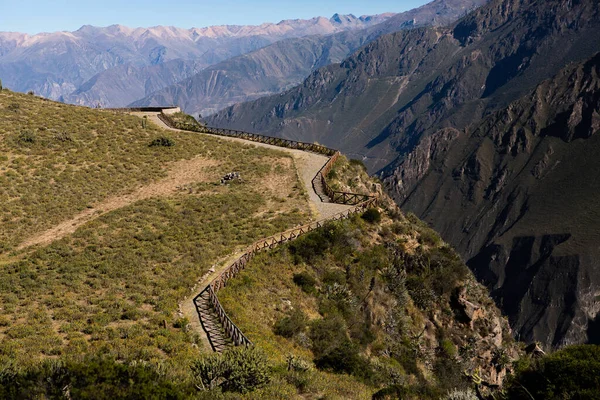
<box><xmin>163</xmin><ymin>112</ymin><xmax>204</xmax><ymax>131</ymax></box>
<box><xmin>218</xmin><ymin>206</ymin><xmax>516</xmax><ymax>398</ymax></box>
<box><xmin>504</xmin><ymin>345</ymin><xmax>600</xmax><ymax>399</ymax></box>
<box><xmin>326</xmin><ymin>154</ymin><xmax>374</xmax><ymax>195</ymax></box>
<box><xmin>0</xmin><ymin>94</ymin><xmax>311</xmax><ymax>387</ymax></box>
<box><xmin>0</xmin><ymin>91</ymin><xmax>307</xmax><ymax>252</ymax></box>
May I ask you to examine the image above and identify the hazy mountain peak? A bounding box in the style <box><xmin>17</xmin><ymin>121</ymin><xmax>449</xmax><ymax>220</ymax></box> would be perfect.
<box><xmin>330</xmin><ymin>13</ymin><xmax>357</xmax><ymax>24</ymax></box>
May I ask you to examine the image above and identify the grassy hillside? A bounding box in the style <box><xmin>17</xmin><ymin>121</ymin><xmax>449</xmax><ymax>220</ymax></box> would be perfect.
<box><xmin>0</xmin><ymin>91</ymin><xmax>307</xmax><ymax>253</ymax></box>
<box><xmin>214</xmin><ymin>167</ymin><xmax>519</xmax><ymax>399</ymax></box>
<box><xmin>0</xmin><ymin>92</ymin><xmax>311</xmax><ymax>383</ymax></box>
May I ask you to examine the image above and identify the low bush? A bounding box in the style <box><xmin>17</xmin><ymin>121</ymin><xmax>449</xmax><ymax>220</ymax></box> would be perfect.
<box><xmin>274</xmin><ymin>309</ymin><xmax>308</xmax><ymax>338</ymax></box>
<box><xmin>191</xmin><ymin>347</ymin><xmax>271</xmax><ymax>394</ymax></box>
<box><xmin>314</xmin><ymin>338</ymin><xmax>366</xmax><ymax>376</ymax></box>
<box><xmin>149</xmin><ymin>136</ymin><xmax>175</xmax><ymax>147</ymax></box>
<box><xmin>18</xmin><ymin>130</ymin><xmax>36</xmax><ymax>144</ymax></box>
<box><xmin>361</xmin><ymin>208</ymin><xmax>381</xmax><ymax>224</ymax></box>
<box><xmin>292</xmin><ymin>271</ymin><xmax>317</xmax><ymax>294</ymax></box>
<box><xmin>0</xmin><ymin>356</ymin><xmax>187</xmax><ymax>399</ymax></box>
<box><xmin>504</xmin><ymin>344</ymin><xmax>600</xmax><ymax>399</ymax></box>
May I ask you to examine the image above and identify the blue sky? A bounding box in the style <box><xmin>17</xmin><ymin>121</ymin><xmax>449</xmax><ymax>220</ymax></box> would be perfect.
<box><xmin>1</xmin><ymin>0</ymin><xmax>431</xmax><ymax>34</ymax></box>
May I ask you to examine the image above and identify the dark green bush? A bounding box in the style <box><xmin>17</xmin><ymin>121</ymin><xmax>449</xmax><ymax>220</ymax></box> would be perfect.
<box><xmin>361</xmin><ymin>208</ymin><xmax>381</xmax><ymax>224</ymax></box>
<box><xmin>292</xmin><ymin>271</ymin><xmax>317</xmax><ymax>294</ymax></box>
<box><xmin>309</xmin><ymin>315</ymin><xmax>348</xmax><ymax>360</ymax></box>
<box><xmin>149</xmin><ymin>136</ymin><xmax>175</xmax><ymax>147</ymax></box>
<box><xmin>274</xmin><ymin>309</ymin><xmax>308</xmax><ymax>338</ymax></box>
<box><xmin>18</xmin><ymin>130</ymin><xmax>36</xmax><ymax>144</ymax></box>
<box><xmin>0</xmin><ymin>356</ymin><xmax>187</xmax><ymax>399</ymax></box>
<box><xmin>288</xmin><ymin>223</ymin><xmax>345</xmax><ymax>263</ymax></box>
<box><xmin>505</xmin><ymin>345</ymin><xmax>600</xmax><ymax>399</ymax></box>
<box><xmin>314</xmin><ymin>338</ymin><xmax>365</xmax><ymax>375</ymax></box>
<box><xmin>191</xmin><ymin>347</ymin><xmax>271</xmax><ymax>394</ymax></box>
<box><xmin>309</xmin><ymin>314</ymin><xmax>372</xmax><ymax>378</ymax></box>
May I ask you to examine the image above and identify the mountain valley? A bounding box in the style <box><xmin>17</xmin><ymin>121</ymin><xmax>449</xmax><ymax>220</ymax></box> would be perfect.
<box><xmin>1</xmin><ymin>0</ymin><xmax>599</xmax><ymax>397</ymax></box>
<box><xmin>207</xmin><ymin>0</ymin><xmax>600</xmax><ymax>347</ymax></box>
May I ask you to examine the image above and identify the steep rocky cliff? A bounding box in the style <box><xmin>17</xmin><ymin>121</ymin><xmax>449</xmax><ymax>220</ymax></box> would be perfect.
<box><xmin>207</xmin><ymin>0</ymin><xmax>600</xmax><ymax>346</ymax></box>
<box><xmin>386</xmin><ymin>53</ymin><xmax>600</xmax><ymax>347</ymax></box>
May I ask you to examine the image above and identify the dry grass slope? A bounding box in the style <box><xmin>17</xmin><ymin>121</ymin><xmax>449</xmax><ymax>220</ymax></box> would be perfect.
<box><xmin>0</xmin><ymin>92</ymin><xmax>311</xmax><ymax>382</ymax></box>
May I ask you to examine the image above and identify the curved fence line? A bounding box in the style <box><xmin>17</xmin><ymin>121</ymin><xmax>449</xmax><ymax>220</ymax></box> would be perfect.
<box><xmin>202</xmin><ymin>194</ymin><xmax>377</xmax><ymax>350</ymax></box>
<box><xmin>156</xmin><ymin>110</ymin><xmax>378</xmax><ymax>351</ymax></box>
<box><xmin>159</xmin><ymin>113</ymin><xmax>372</xmax><ymax>206</ymax></box>
<box><xmin>158</xmin><ymin>113</ymin><xmax>337</xmax><ymax>156</ymax></box>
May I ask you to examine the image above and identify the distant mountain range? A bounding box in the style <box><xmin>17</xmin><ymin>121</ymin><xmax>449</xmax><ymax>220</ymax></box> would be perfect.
<box><xmin>207</xmin><ymin>0</ymin><xmax>600</xmax><ymax>347</ymax></box>
<box><xmin>131</xmin><ymin>0</ymin><xmax>487</xmax><ymax>117</ymax></box>
<box><xmin>0</xmin><ymin>12</ymin><xmax>393</xmax><ymax>102</ymax></box>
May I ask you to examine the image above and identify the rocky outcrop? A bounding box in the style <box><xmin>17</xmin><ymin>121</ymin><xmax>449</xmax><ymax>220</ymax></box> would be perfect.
<box><xmin>386</xmin><ymin>52</ymin><xmax>600</xmax><ymax>347</ymax></box>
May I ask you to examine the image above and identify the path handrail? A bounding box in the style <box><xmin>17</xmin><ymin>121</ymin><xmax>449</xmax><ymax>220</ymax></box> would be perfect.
<box><xmin>158</xmin><ymin>113</ymin><xmax>337</xmax><ymax>157</ymax></box>
<box><xmin>157</xmin><ymin>110</ymin><xmax>379</xmax><ymax>351</ymax></box>
<box><xmin>159</xmin><ymin>112</ymin><xmax>377</xmax><ymax>205</ymax></box>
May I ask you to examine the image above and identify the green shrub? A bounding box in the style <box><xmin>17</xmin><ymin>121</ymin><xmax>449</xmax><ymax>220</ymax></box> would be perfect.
<box><xmin>18</xmin><ymin>130</ymin><xmax>36</xmax><ymax>144</ymax></box>
<box><xmin>191</xmin><ymin>347</ymin><xmax>271</xmax><ymax>394</ymax></box>
<box><xmin>149</xmin><ymin>136</ymin><xmax>175</xmax><ymax>147</ymax></box>
<box><xmin>439</xmin><ymin>339</ymin><xmax>457</xmax><ymax>359</ymax></box>
<box><xmin>292</xmin><ymin>271</ymin><xmax>317</xmax><ymax>294</ymax></box>
<box><xmin>418</xmin><ymin>228</ymin><xmax>441</xmax><ymax>247</ymax></box>
<box><xmin>505</xmin><ymin>344</ymin><xmax>600</xmax><ymax>399</ymax></box>
<box><xmin>309</xmin><ymin>315</ymin><xmax>371</xmax><ymax>377</ymax></box>
<box><xmin>0</xmin><ymin>356</ymin><xmax>187</xmax><ymax>399</ymax></box>
<box><xmin>173</xmin><ymin>317</ymin><xmax>189</xmax><ymax>329</ymax></box>
<box><xmin>289</xmin><ymin>234</ymin><xmax>329</xmax><ymax>263</ymax></box>
<box><xmin>309</xmin><ymin>315</ymin><xmax>347</xmax><ymax>359</ymax></box>
<box><xmin>314</xmin><ymin>338</ymin><xmax>366</xmax><ymax>375</ymax></box>
<box><xmin>361</xmin><ymin>208</ymin><xmax>381</xmax><ymax>224</ymax></box>
<box><xmin>274</xmin><ymin>309</ymin><xmax>308</xmax><ymax>338</ymax></box>
<box><xmin>286</xmin><ymin>354</ymin><xmax>312</xmax><ymax>372</ymax></box>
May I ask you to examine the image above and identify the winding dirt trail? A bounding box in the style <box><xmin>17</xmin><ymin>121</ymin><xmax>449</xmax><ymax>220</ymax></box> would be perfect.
<box><xmin>17</xmin><ymin>114</ymin><xmax>349</xmax><ymax>252</ymax></box>
<box><xmin>143</xmin><ymin>112</ymin><xmax>352</xmax><ymax>220</ymax></box>
<box><xmin>16</xmin><ymin>111</ymin><xmax>353</xmax><ymax>352</ymax></box>
<box><xmin>17</xmin><ymin>155</ymin><xmax>220</xmax><ymax>251</ymax></box>
<box><xmin>141</xmin><ymin>113</ymin><xmax>354</xmax><ymax>351</ymax></box>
